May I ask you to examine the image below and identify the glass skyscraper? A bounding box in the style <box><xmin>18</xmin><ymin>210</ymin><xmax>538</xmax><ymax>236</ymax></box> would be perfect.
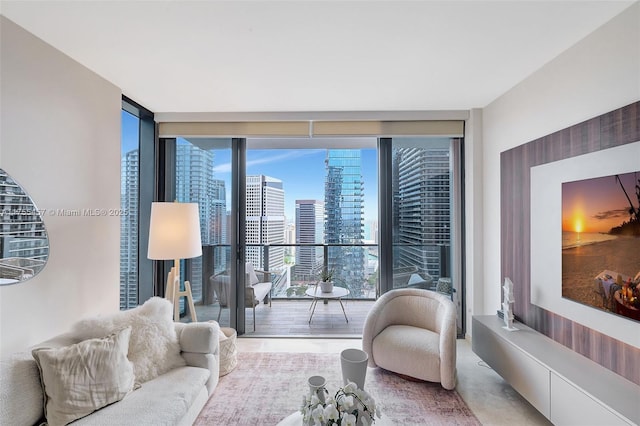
<box><xmin>175</xmin><ymin>143</ymin><xmax>226</xmax><ymax>303</ymax></box>
<box><xmin>392</xmin><ymin>143</ymin><xmax>451</xmax><ymax>279</ymax></box>
<box><xmin>120</xmin><ymin>149</ymin><xmax>139</xmax><ymax>309</ymax></box>
<box><xmin>324</xmin><ymin>150</ymin><xmax>365</xmax><ymax>297</ymax></box>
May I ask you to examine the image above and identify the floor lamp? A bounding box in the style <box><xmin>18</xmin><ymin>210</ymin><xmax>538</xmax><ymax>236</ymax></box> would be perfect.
<box><xmin>148</xmin><ymin>202</ymin><xmax>201</xmax><ymax>322</ymax></box>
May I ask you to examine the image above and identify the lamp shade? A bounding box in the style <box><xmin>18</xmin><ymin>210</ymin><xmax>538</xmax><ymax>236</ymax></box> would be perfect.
<box><xmin>147</xmin><ymin>202</ymin><xmax>202</xmax><ymax>260</ymax></box>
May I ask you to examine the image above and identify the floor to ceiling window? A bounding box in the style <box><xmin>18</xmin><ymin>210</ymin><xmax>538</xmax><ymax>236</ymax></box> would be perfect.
<box><xmin>120</xmin><ymin>97</ymin><xmax>154</xmax><ymax>310</ymax></box>
<box><xmin>245</xmin><ymin>140</ymin><xmax>378</xmax><ymax>304</ymax></box>
<box><xmin>155</xmin><ymin>119</ymin><xmax>465</xmax><ymax>336</ymax></box>
<box><xmin>385</xmin><ymin>137</ymin><xmax>464</xmax><ymax>336</ymax></box>
<box><xmin>168</xmin><ymin>138</ymin><xmax>233</xmax><ymax>327</ymax></box>
<box><xmin>120</xmin><ymin>109</ymin><xmax>140</xmax><ymax>309</ymax></box>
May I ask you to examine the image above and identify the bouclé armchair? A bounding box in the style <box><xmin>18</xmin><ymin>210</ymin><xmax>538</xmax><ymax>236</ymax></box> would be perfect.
<box><xmin>362</xmin><ymin>288</ymin><xmax>457</xmax><ymax>390</ymax></box>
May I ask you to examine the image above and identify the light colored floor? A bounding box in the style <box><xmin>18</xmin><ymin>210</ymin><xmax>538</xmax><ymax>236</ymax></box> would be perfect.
<box><xmin>237</xmin><ymin>337</ymin><xmax>552</xmax><ymax>426</ymax></box>
<box><xmin>194</xmin><ymin>299</ymin><xmax>464</xmax><ymax>337</ymax></box>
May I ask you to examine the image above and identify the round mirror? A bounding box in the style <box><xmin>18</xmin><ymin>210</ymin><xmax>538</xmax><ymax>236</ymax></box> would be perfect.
<box><xmin>0</xmin><ymin>168</ymin><xmax>49</xmax><ymax>285</ymax></box>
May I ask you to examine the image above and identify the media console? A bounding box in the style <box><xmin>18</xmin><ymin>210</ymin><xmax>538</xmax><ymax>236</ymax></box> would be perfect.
<box><xmin>472</xmin><ymin>315</ymin><xmax>639</xmax><ymax>425</ymax></box>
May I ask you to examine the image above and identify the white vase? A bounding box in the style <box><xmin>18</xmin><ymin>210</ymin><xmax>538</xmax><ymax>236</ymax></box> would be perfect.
<box><xmin>340</xmin><ymin>348</ymin><xmax>368</xmax><ymax>390</ymax></box>
<box><xmin>320</xmin><ymin>281</ymin><xmax>333</xmax><ymax>293</ymax></box>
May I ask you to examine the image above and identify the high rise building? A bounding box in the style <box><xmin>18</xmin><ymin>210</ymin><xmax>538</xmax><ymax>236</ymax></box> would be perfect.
<box><xmin>393</xmin><ymin>144</ymin><xmax>450</xmax><ymax>279</ymax></box>
<box><xmin>120</xmin><ymin>149</ymin><xmax>139</xmax><ymax>309</ymax></box>
<box><xmin>210</xmin><ymin>179</ymin><xmax>227</xmax><ymax>272</ymax></box>
<box><xmin>246</xmin><ymin>175</ymin><xmax>285</xmax><ymax>272</ymax></box>
<box><xmin>0</xmin><ymin>169</ymin><xmax>48</xmax><ymax>280</ymax></box>
<box><xmin>284</xmin><ymin>222</ymin><xmax>296</xmax><ymax>259</ymax></box>
<box><xmin>175</xmin><ymin>143</ymin><xmax>226</xmax><ymax>302</ymax></box>
<box><xmin>324</xmin><ymin>150</ymin><xmax>365</xmax><ymax>297</ymax></box>
<box><xmin>295</xmin><ymin>199</ymin><xmax>324</xmax><ymax>281</ymax></box>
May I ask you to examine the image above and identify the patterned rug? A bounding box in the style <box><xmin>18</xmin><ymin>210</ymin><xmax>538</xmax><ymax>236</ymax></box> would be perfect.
<box><xmin>195</xmin><ymin>352</ymin><xmax>481</xmax><ymax>425</ymax></box>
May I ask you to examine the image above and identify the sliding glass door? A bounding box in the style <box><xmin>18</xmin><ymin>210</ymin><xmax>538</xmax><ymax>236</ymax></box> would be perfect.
<box><xmin>382</xmin><ymin>137</ymin><xmax>464</xmax><ymax>335</ymax></box>
<box><xmin>168</xmin><ymin>138</ymin><xmax>235</xmax><ymax>327</ymax></box>
<box><xmin>155</xmin><ymin>129</ymin><xmax>465</xmax><ymax>336</ymax></box>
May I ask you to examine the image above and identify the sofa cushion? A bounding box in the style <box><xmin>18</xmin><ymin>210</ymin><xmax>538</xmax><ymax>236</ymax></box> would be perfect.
<box><xmin>31</xmin><ymin>327</ymin><xmax>136</xmax><ymax>426</ymax></box>
<box><xmin>72</xmin><ymin>366</ymin><xmax>210</xmax><ymax>426</ymax></box>
<box><xmin>72</xmin><ymin>297</ymin><xmax>185</xmax><ymax>384</ymax></box>
<box><xmin>0</xmin><ymin>351</ymin><xmax>44</xmax><ymax>426</ymax></box>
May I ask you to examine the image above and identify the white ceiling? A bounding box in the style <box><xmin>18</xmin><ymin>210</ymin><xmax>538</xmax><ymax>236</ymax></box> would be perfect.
<box><xmin>1</xmin><ymin>1</ymin><xmax>636</xmax><ymax>114</ymax></box>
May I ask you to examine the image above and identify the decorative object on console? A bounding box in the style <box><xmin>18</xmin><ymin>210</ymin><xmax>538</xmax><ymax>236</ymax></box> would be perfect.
<box><xmin>148</xmin><ymin>201</ymin><xmax>202</xmax><ymax>322</ymax></box>
<box><xmin>502</xmin><ymin>277</ymin><xmax>517</xmax><ymax>331</ymax></box>
<box><xmin>0</xmin><ymin>168</ymin><xmax>49</xmax><ymax>285</ymax></box>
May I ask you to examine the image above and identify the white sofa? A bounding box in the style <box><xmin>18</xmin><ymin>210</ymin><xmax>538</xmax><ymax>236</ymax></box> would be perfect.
<box><xmin>0</xmin><ymin>298</ymin><xmax>220</xmax><ymax>426</ymax></box>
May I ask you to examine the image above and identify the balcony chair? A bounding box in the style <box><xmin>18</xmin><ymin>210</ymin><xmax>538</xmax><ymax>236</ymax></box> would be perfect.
<box><xmin>208</xmin><ymin>262</ymin><xmax>272</xmax><ymax>331</ymax></box>
<box><xmin>362</xmin><ymin>288</ymin><xmax>457</xmax><ymax>390</ymax></box>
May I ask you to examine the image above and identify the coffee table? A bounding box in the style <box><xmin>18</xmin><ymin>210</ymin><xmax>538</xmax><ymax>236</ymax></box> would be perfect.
<box><xmin>277</xmin><ymin>411</ymin><xmax>391</xmax><ymax>425</ymax></box>
<box><xmin>305</xmin><ymin>286</ymin><xmax>350</xmax><ymax>324</ymax></box>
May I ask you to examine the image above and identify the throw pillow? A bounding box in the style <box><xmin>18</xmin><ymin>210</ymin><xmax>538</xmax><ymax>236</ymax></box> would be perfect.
<box><xmin>32</xmin><ymin>327</ymin><xmax>135</xmax><ymax>426</ymax></box>
<box><xmin>71</xmin><ymin>297</ymin><xmax>186</xmax><ymax>384</ymax></box>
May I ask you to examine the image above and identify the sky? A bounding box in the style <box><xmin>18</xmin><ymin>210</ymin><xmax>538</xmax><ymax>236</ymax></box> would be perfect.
<box><xmin>122</xmin><ymin>111</ymin><xmax>379</xmax><ymax>222</ymax></box>
<box><xmin>214</xmin><ymin>148</ymin><xmax>378</xmax><ymax>222</ymax></box>
<box><xmin>562</xmin><ymin>171</ymin><xmax>639</xmax><ymax>233</ymax></box>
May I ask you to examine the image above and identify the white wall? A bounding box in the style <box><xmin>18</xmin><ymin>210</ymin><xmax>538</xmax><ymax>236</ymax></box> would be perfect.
<box><xmin>480</xmin><ymin>3</ymin><xmax>640</xmax><ymax>315</ymax></box>
<box><xmin>0</xmin><ymin>16</ymin><xmax>122</xmax><ymax>357</ymax></box>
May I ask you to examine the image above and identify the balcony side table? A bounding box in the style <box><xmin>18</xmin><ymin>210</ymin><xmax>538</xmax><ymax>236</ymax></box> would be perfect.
<box><xmin>305</xmin><ymin>286</ymin><xmax>350</xmax><ymax>324</ymax></box>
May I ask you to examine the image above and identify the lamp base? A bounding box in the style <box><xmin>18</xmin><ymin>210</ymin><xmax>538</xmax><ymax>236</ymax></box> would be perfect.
<box><xmin>166</xmin><ymin>266</ymin><xmax>198</xmax><ymax>322</ymax></box>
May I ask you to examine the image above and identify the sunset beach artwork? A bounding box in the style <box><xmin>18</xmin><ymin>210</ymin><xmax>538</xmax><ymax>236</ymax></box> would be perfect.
<box><xmin>562</xmin><ymin>171</ymin><xmax>640</xmax><ymax>322</ymax></box>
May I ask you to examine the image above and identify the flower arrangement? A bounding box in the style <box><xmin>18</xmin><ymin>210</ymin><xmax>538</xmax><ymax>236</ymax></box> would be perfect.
<box><xmin>300</xmin><ymin>381</ymin><xmax>380</xmax><ymax>426</ymax></box>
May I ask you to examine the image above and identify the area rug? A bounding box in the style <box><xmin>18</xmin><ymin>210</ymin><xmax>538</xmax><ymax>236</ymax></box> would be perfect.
<box><xmin>195</xmin><ymin>352</ymin><xmax>481</xmax><ymax>425</ymax></box>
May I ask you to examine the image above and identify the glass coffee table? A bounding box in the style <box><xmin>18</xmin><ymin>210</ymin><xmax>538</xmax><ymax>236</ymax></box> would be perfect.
<box><xmin>305</xmin><ymin>286</ymin><xmax>350</xmax><ymax>324</ymax></box>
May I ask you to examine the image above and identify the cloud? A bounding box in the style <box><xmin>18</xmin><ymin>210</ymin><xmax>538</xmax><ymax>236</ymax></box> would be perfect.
<box><xmin>212</xmin><ymin>149</ymin><xmax>324</xmax><ymax>174</ymax></box>
<box><xmin>592</xmin><ymin>207</ymin><xmax>632</xmax><ymax>221</ymax></box>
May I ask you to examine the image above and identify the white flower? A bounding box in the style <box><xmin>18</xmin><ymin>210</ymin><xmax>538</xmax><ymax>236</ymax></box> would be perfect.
<box><xmin>324</xmin><ymin>403</ymin><xmax>340</xmax><ymax>421</ymax></box>
<box><xmin>312</xmin><ymin>405</ymin><xmax>326</xmax><ymax>424</ymax></box>
<box><xmin>344</xmin><ymin>395</ymin><xmax>355</xmax><ymax>410</ymax></box>
<box><xmin>341</xmin><ymin>413</ymin><xmax>357</xmax><ymax>426</ymax></box>
<box><xmin>343</xmin><ymin>382</ymin><xmax>358</xmax><ymax>394</ymax></box>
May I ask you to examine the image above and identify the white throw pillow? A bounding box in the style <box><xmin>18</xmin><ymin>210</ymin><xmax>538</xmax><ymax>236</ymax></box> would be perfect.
<box><xmin>32</xmin><ymin>327</ymin><xmax>135</xmax><ymax>426</ymax></box>
<box><xmin>71</xmin><ymin>297</ymin><xmax>186</xmax><ymax>384</ymax></box>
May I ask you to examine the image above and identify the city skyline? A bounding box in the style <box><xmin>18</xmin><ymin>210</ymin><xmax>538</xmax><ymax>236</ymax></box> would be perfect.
<box><xmin>121</xmin><ymin>136</ymin><xmax>378</xmax><ymax>222</ymax></box>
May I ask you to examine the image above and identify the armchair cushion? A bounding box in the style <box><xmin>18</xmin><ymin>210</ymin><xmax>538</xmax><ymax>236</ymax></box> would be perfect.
<box><xmin>372</xmin><ymin>325</ymin><xmax>441</xmax><ymax>383</ymax></box>
<box><xmin>71</xmin><ymin>297</ymin><xmax>186</xmax><ymax>384</ymax></box>
<box><xmin>246</xmin><ymin>262</ymin><xmax>260</xmax><ymax>286</ymax></box>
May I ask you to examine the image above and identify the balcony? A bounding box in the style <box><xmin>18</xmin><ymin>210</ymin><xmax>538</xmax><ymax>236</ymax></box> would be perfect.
<box><xmin>175</xmin><ymin>242</ymin><xmax>453</xmax><ymax>336</ymax></box>
<box><xmin>182</xmin><ymin>243</ymin><xmax>379</xmax><ymax>336</ymax></box>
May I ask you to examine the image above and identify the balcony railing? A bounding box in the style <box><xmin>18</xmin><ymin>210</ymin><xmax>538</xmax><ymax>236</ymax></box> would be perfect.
<box><xmin>196</xmin><ymin>243</ymin><xmax>379</xmax><ymax>303</ymax></box>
